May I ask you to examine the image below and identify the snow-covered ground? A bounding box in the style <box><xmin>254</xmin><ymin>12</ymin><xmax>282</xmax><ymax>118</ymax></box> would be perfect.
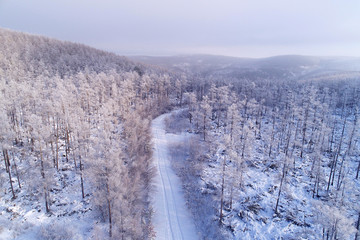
<box><xmin>161</xmin><ymin>108</ymin><xmax>360</xmax><ymax>240</ymax></box>
<box><xmin>152</xmin><ymin>113</ymin><xmax>199</xmax><ymax>240</ymax></box>
<box><xmin>0</xmin><ymin>153</ymin><xmax>95</xmax><ymax>240</ymax></box>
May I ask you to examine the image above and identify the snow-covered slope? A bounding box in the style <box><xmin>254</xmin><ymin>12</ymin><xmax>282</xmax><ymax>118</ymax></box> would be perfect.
<box><xmin>162</xmin><ymin>99</ymin><xmax>360</xmax><ymax>240</ymax></box>
<box><xmin>0</xmin><ymin>28</ymin><xmax>176</xmax><ymax>240</ymax></box>
<box><xmin>0</xmin><ymin>155</ymin><xmax>94</xmax><ymax>240</ymax></box>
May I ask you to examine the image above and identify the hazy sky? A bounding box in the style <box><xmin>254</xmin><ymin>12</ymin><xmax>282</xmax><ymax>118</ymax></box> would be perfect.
<box><xmin>1</xmin><ymin>0</ymin><xmax>360</xmax><ymax>57</ymax></box>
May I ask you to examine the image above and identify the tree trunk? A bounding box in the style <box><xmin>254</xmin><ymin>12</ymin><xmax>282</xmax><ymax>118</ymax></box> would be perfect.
<box><xmin>203</xmin><ymin>115</ymin><xmax>206</xmax><ymax>141</ymax></box>
<box><xmin>71</xmin><ymin>134</ymin><xmax>77</xmax><ymax>171</ymax></box>
<box><xmin>107</xmin><ymin>183</ymin><xmax>112</xmax><ymax>238</ymax></box>
<box><xmin>331</xmin><ymin>116</ymin><xmax>347</xmax><ymax>186</ymax></box>
<box><xmin>241</xmin><ymin>132</ymin><xmax>247</xmax><ymax>159</ymax></box>
<box><xmin>312</xmin><ymin>174</ymin><xmax>317</xmax><ymax>198</ymax></box>
<box><xmin>336</xmin><ymin>154</ymin><xmax>346</xmax><ymax>190</ymax></box>
<box><xmin>40</xmin><ymin>145</ymin><xmax>50</xmax><ymax>213</ymax></box>
<box><xmin>300</xmin><ymin>107</ymin><xmax>309</xmax><ymax>158</ymax></box>
<box><xmin>327</xmin><ymin>153</ymin><xmax>336</xmax><ymax>192</ymax></box>
<box><xmin>219</xmin><ymin>157</ymin><xmax>226</xmax><ymax>224</ymax></box>
<box><xmin>3</xmin><ymin>150</ymin><xmax>9</xmax><ymax>173</ymax></box>
<box><xmin>329</xmin><ymin>118</ymin><xmax>336</xmax><ymax>152</ymax></box>
<box><xmin>269</xmin><ymin>112</ymin><xmax>276</xmax><ymax>157</ymax></box>
<box><xmin>290</xmin><ymin>120</ymin><xmax>300</xmax><ymax>159</ymax></box>
<box><xmin>347</xmin><ymin>112</ymin><xmax>357</xmax><ymax>155</ymax></box>
<box><xmin>179</xmin><ymin>89</ymin><xmax>183</xmax><ymax>107</ymax></box>
<box><xmin>50</xmin><ymin>140</ymin><xmax>56</xmax><ymax>167</ymax></box>
<box><xmin>275</xmin><ymin>157</ymin><xmax>287</xmax><ymax>214</ymax></box>
<box><xmin>55</xmin><ymin>118</ymin><xmax>59</xmax><ymax>170</ymax></box>
<box><xmin>11</xmin><ymin>151</ymin><xmax>21</xmax><ymax>189</ymax></box>
<box><xmin>309</xmin><ymin>105</ymin><xmax>318</xmax><ymax>150</ymax></box>
<box><xmin>44</xmin><ymin>188</ymin><xmax>50</xmax><ymax>213</ymax></box>
<box><xmin>312</xmin><ymin>159</ymin><xmax>321</xmax><ymax>198</ymax></box>
<box><xmin>108</xmin><ymin>199</ymin><xmax>112</xmax><ymax>238</ymax></box>
<box><xmin>120</xmin><ymin>208</ymin><xmax>125</xmax><ymax>240</ymax></box>
<box><xmin>217</xmin><ymin>109</ymin><xmax>221</xmax><ymax>129</ymax></box>
<box><xmin>79</xmin><ymin>151</ymin><xmax>85</xmax><ymax>199</ymax></box>
<box><xmin>4</xmin><ymin>150</ymin><xmax>16</xmax><ymax>199</ymax></box>
<box><xmin>355</xmin><ymin>212</ymin><xmax>360</xmax><ymax>240</ymax></box>
<box><xmin>230</xmin><ymin>184</ymin><xmax>233</xmax><ymax>210</ymax></box>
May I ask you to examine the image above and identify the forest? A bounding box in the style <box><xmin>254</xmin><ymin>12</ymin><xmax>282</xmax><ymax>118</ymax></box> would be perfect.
<box><xmin>1</xmin><ymin>28</ymin><xmax>360</xmax><ymax>239</ymax></box>
<box><xmin>0</xmin><ymin>28</ymin><xmax>178</xmax><ymax>239</ymax></box>
<box><xmin>166</xmin><ymin>77</ymin><xmax>360</xmax><ymax>239</ymax></box>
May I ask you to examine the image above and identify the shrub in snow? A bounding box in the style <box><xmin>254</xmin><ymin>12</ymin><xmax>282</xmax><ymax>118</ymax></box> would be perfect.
<box><xmin>40</xmin><ymin>220</ymin><xmax>82</xmax><ymax>240</ymax></box>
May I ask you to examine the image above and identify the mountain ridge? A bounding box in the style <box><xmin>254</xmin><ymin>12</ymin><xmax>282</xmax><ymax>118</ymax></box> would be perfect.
<box><xmin>129</xmin><ymin>54</ymin><xmax>360</xmax><ymax>81</ymax></box>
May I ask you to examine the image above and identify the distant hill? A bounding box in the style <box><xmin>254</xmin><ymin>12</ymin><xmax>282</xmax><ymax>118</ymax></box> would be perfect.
<box><xmin>130</xmin><ymin>54</ymin><xmax>360</xmax><ymax>81</ymax></box>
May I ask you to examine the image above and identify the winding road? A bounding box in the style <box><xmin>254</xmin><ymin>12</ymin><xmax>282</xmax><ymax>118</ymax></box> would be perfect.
<box><xmin>152</xmin><ymin>113</ymin><xmax>198</xmax><ymax>240</ymax></box>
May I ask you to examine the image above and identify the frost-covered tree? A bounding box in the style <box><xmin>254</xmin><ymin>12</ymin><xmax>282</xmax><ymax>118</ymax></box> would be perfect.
<box><xmin>198</xmin><ymin>96</ymin><xmax>212</xmax><ymax>141</ymax></box>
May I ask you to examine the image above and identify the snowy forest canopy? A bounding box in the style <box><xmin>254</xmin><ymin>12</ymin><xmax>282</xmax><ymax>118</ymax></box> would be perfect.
<box><xmin>1</xmin><ymin>28</ymin><xmax>360</xmax><ymax>239</ymax></box>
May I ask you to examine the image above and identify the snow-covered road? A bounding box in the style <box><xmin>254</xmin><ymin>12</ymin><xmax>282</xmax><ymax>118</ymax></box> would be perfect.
<box><xmin>152</xmin><ymin>113</ymin><xmax>198</xmax><ymax>240</ymax></box>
